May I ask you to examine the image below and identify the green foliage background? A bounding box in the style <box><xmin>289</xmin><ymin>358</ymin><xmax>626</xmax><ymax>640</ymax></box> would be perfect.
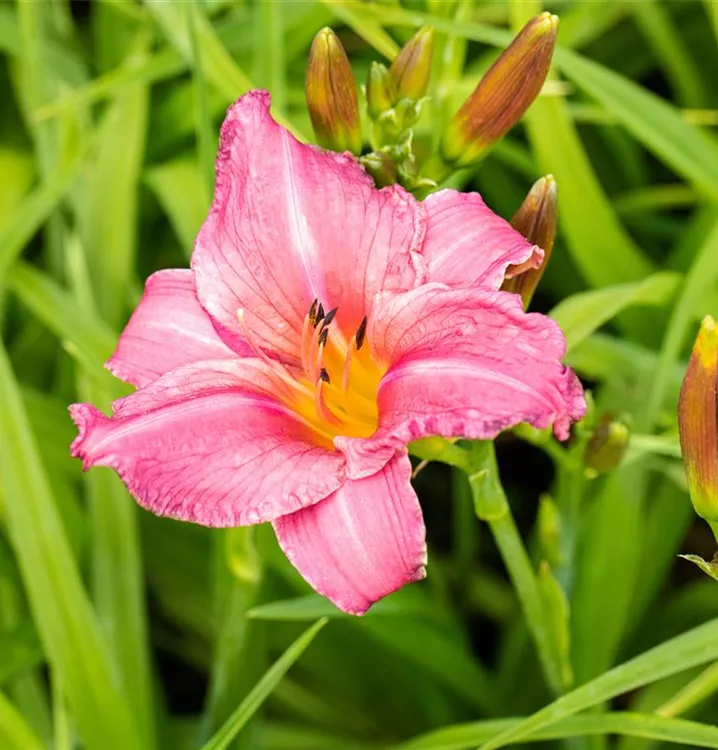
<box><xmin>1</xmin><ymin>1</ymin><xmax>718</xmax><ymax>748</ymax></box>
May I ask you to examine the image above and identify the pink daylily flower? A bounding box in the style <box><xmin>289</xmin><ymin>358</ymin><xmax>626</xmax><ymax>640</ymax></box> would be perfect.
<box><xmin>70</xmin><ymin>91</ymin><xmax>585</xmax><ymax>615</ymax></box>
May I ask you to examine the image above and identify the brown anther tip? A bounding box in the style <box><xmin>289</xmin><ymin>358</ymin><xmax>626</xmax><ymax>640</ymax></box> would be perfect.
<box><xmin>323</xmin><ymin>307</ymin><xmax>338</xmax><ymax>327</ymax></box>
<box><xmin>319</xmin><ymin>368</ymin><xmax>331</xmax><ymax>384</ymax></box>
<box><xmin>318</xmin><ymin>328</ymin><xmax>329</xmax><ymax>347</ymax></box>
<box><xmin>308</xmin><ymin>298</ymin><xmax>319</xmax><ymax>325</ymax></box>
<box><xmin>316</xmin><ymin>303</ymin><xmax>326</xmax><ymax>324</ymax></box>
<box><xmin>355</xmin><ymin>316</ymin><xmax>368</xmax><ymax>349</ymax></box>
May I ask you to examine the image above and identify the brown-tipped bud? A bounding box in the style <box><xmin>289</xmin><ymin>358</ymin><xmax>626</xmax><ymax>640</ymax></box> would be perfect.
<box><xmin>584</xmin><ymin>414</ymin><xmax>630</xmax><ymax>475</ymax></box>
<box><xmin>502</xmin><ymin>175</ymin><xmax>557</xmax><ymax>308</ymax></box>
<box><xmin>366</xmin><ymin>62</ymin><xmax>396</xmax><ymax>120</ymax></box>
<box><xmin>441</xmin><ymin>12</ymin><xmax>558</xmax><ymax>167</ymax></box>
<box><xmin>389</xmin><ymin>26</ymin><xmax>434</xmax><ymax>104</ymax></box>
<box><xmin>678</xmin><ymin>316</ymin><xmax>718</xmax><ymax>526</ymax></box>
<box><xmin>306</xmin><ymin>27</ymin><xmax>363</xmax><ymax>154</ymax></box>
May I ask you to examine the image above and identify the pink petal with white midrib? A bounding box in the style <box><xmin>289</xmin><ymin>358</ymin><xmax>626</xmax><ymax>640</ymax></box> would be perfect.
<box><xmin>273</xmin><ymin>454</ymin><xmax>426</xmax><ymax>615</ymax></box>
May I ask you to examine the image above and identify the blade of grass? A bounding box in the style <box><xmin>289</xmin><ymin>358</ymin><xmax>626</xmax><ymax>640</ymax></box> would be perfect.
<box><xmin>185</xmin><ymin>1</ymin><xmax>215</xmax><ymax>200</ymax></box>
<box><xmin>655</xmin><ymin>660</ymin><xmax>718</xmax><ymax>718</ymax></box>
<box><xmin>7</xmin><ymin>261</ymin><xmax>117</xmax><ymax>377</ymax></box>
<box><xmin>0</xmin><ymin>339</ymin><xmax>146</xmax><ymax>749</ymax></box>
<box><xmin>65</xmin><ymin>232</ymin><xmax>156</xmax><ymax>750</ymax></box>
<box><xmin>399</xmin><ymin>712</ymin><xmax>718</xmax><ymax>750</ymax></box>
<box><xmin>254</xmin><ymin>0</ymin><xmax>286</xmax><ymax>113</ymax></box>
<box><xmin>0</xmin><ymin>152</ymin><xmax>83</xmax><ymax>283</ymax></box>
<box><xmin>476</xmin><ymin>616</ymin><xmax>718</xmax><ymax>750</ymax></box>
<box><xmin>549</xmin><ymin>272</ymin><xmax>680</xmax><ymax>351</ymax></box>
<box><xmin>0</xmin><ymin>692</ymin><xmax>44</xmax><ymax>750</ymax></box>
<box><xmin>321</xmin><ymin>0</ymin><xmax>399</xmax><ymax>60</ymax></box>
<box><xmin>145</xmin><ymin>159</ymin><xmax>208</xmax><ymax>259</ymax></box>
<box><xmin>640</xmin><ymin>217</ymin><xmax>718</xmax><ymax>429</ymax></box>
<box><xmin>84</xmin><ymin>33</ymin><xmax>148</xmax><ymax>326</ymax></box>
<box><xmin>200</xmin><ymin>618</ymin><xmax>327</xmax><ymax>750</ymax></box>
<box><xmin>0</xmin><ymin>624</ymin><xmax>43</xmax><ymax>687</ymax></box>
<box><xmin>631</xmin><ymin>0</ymin><xmax>707</xmax><ymax>107</ymax></box>
<box><xmin>554</xmin><ymin>47</ymin><xmax>718</xmax><ymax>203</ymax></box>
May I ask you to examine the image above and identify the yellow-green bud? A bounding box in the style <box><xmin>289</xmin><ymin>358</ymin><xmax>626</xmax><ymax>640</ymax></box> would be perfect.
<box><xmin>584</xmin><ymin>414</ymin><xmax>630</xmax><ymax>475</ymax></box>
<box><xmin>366</xmin><ymin>62</ymin><xmax>396</xmax><ymax>120</ymax></box>
<box><xmin>305</xmin><ymin>27</ymin><xmax>363</xmax><ymax>154</ymax></box>
<box><xmin>441</xmin><ymin>12</ymin><xmax>558</xmax><ymax>167</ymax></box>
<box><xmin>678</xmin><ymin>316</ymin><xmax>718</xmax><ymax>528</ymax></box>
<box><xmin>501</xmin><ymin>175</ymin><xmax>557</xmax><ymax>308</ymax></box>
<box><xmin>389</xmin><ymin>26</ymin><xmax>434</xmax><ymax>104</ymax></box>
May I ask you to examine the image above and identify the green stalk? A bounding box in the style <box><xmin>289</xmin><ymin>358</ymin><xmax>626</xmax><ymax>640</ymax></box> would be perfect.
<box><xmin>468</xmin><ymin>442</ymin><xmax>569</xmax><ymax>697</ymax></box>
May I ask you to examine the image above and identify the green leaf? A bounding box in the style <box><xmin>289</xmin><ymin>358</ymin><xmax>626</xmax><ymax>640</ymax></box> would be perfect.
<box><xmin>0</xmin><ymin>339</ymin><xmax>146</xmax><ymax>749</ymax></box>
<box><xmin>399</xmin><ymin>711</ymin><xmax>718</xmax><ymax>749</ymax></box>
<box><xmin>476</xmin><ymin>616</ymin><xmax>718</xmax><ymax>749</ymax></box>
<box><xmin>7</xmin><ymin>261</ymin><xmax>118</xmax><ymax>383</ymax></box>
<box><xmin>200</xmin><ymin>618</ymin><xmax>327</xmax><ymax>750</ymax></box>
<box><xmin>248</xmin><ymin>593</ymin><xmax>420</xmax><ymax>621</ymax></box>
<box><xmin>550</xmin><ymin>272</ymin><xmax>681</xmax><ymax>351</ymax></box>
<box><xmin>554</xmin><ymin>46</ymin><xmax>718</xmax><ymax>203</ymax></box>
<box><xmin>145</xmin><ymin>158</ymin><xmax>208</xmax><ymax>258</ymax></box>
<box><xmin>0</xmin><ymin>154</ymin><xmax>82</xmax><ymax>283</ymax></box>
<box><xmin>0</xmin><ymin>624</ymin><xmax>43</xmax><ymax>687</ymax></box>
<box><xmin>0</xmin><ymin>692</ymin><xmax>44</xmax><ymax>750</ymax></box>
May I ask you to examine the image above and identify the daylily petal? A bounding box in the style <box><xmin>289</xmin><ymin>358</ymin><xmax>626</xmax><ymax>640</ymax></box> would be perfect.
<box><xmin>273</xmin><ymin>453</ymin><xmax>426</xmax><ymax>614</ymax></box>
<box><xmin>192</xmin><ymin>90</ymin><xmax>426</xmax><ymax>361</ymax></box>
<box><xmin>70</xmin><ymin>360</ymin><xmax>345</xmax><ymax>526</ymax></box>
<box><xmin>421</xmin><ymin>190</ymin><xmax>541</xmax><ymax>290</ymax></box>
<box><xmin>369</xmin><ymin>284</ymin><xmax>585</xmax><ymax>441</ymax></box>
<box><xmin>106</xmin><ymin>269</ymin><xmax>241</xmax><ymax>389</ymax></box>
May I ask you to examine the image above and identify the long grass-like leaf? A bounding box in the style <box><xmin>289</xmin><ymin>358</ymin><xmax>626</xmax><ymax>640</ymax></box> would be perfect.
<box><xmin>0</xmin><ymin>339</ymin><xmax>145</xmax><ymax>749</ymax></box>
<box><xmin>200</xmin><ymin>619</ymin><xmax>327</xmax><ymax>750</ymax></box>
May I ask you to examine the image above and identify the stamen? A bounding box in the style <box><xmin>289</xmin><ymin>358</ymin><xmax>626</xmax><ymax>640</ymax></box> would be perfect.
<box><xmin>342</xmin><ymin>335</ymin><xmax>357</xmax><ymax>393</ymax></box>
<box><xmin>318</xmin><ymin>327</ymin><xmax>329</xmax><ymax>348</ymax></box>
<box><xmin>356</xmin><ymin>316</ymin><xmax>368</xmax><ymax>350</ymax></box>
<box><xmin>314</xmin><ymin>374</ymin><xmax>344</xmax><ymax>427</ymax></box>
<box><xmin>319</xmin><ymin>367</ymin><xmax>331</xmax><ymax>384</ymax></box>
<box><xmin>301</xmin><ymin>299</ymin><xmax>320</xmax><ymax>372</ymax></box>
<box><xmin>316</xmin><ymin>303</ymin><xmax>325</xmax><ymax>325</ymax></box>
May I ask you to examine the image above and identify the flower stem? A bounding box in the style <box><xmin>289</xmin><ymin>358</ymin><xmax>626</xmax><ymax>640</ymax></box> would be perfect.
<box><xmin>467</xmin><ymin>441</ymin><xmax>568</xmax><ymax>697</ymax></box>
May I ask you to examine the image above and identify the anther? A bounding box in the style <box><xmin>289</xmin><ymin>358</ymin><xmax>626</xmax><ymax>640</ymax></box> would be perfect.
<box><xmin>308</xmin><ymin>298</ymin><xmax>319</xmax><ymax>325</ymax></box>
<box><xmin>355</xmin><ymin>316</ymin><xmax>368</xmax><ymax>350</ymax></box>
<box><xmin>323</xmin><ymin>307</ymin><xmax>338</xmax><ymax>327</ymax></box>
<box><xmin>320</xmin><ymin>367</ymin><xmax>331</xmax><ymax>384</ymax></box>
<box><xmin>318</xmin><ymin>327</ymin><xmax>329</xmax><ymax>347</ymax></box>
<box><xmin>316</xmin><ymin>303</ymin><xmax>325</xmax><ymax>325</ymax></box>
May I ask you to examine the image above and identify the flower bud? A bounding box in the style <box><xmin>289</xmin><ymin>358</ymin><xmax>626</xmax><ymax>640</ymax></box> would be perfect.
<box><xmin>389</xmin><ymin>26</ymin><xmax>434</xmax><ymax>104</ymax></box>
<box><xmin>584</xmin><ymin>413</ymin><xmax>630</xmax><ymax>475</ymax></box>
<box><xmin>502</xmin><ymin>175</ymin><xmax>557</xmax><ymax>307</ymax></box>
<box><xmin>441</xmin><ymin>12</ymin><xmax>558</xmax><ymax>167</ymax></box>
<box><xmin>678</xmin><ymin>316</ymin><xmax>718</xmax><ymax>526</ymax></box>
<box><xmin>305</xmin><ymin>27</ymin><xmax>363</xmax><ymax>155</ymax></box>
<box><xmin>366</xmin><ymin>62</ymin><xmax>396</xmax><ymax>120</ymax></box>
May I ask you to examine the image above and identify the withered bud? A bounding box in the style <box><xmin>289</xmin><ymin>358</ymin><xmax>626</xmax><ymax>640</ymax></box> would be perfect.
<box><xmin>501</xmin><ymin>175</ymin><xmax>557</xmax><ymax>308</ymax></box>
<box><xmin>584</xmin><ymin>414</ymin><xmax>630</xmax><ymax>475</ymax></box>
<box><xmin>678</xmin><ymin>316</ymin><xmax>718</xmax><ymax>525</ymax></box>
<box><xmin>306</xmin><ymin>27</ymin><xmax>363</xmax><ymax>154</ymax></box>
<box><xmin>366</xmin><ymin>62</ymin><xmax>396</xmax><ymax>120</ymax></box>
<box><xmin>441</xmin><ymin>12</ymin><xmax>558</xmax><ymax>167</ymax></box>
<box><xmin>389</xmin><ymin>26</ymin><xmax>434</xmax><ymax>103</ymax></box>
